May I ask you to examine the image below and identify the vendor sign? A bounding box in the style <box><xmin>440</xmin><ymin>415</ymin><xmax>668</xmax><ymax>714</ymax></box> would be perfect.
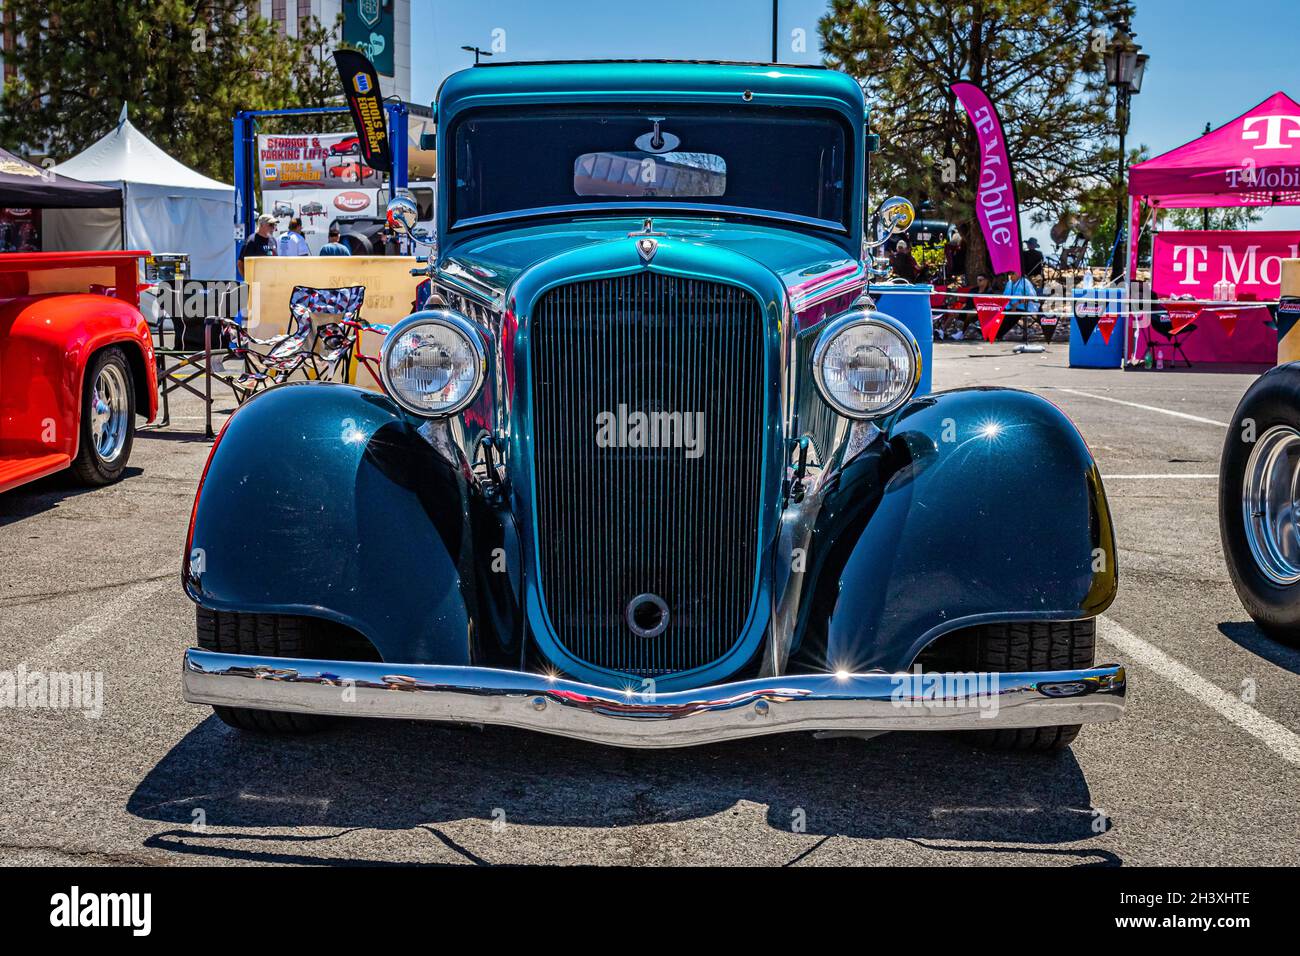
<box><xmin>333</xmin><ymin>49</ymin><xmax>392</xmax><ymax>173</ymax></box>
<box><xmin>265</xmin><ymin>187</ymin><xmax>381</xmax><ymax>253</ymax></box>
<box><xmin>258</xmin><ymin>133</ymin><xmax>382</xmax><ymax>191</ymax></box>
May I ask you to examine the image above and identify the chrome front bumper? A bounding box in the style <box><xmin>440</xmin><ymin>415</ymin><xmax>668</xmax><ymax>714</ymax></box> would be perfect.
<box><xmin>182</xmin><ymin>649</ymin><xmax>1126</xmax><ymax>749</ymax></box>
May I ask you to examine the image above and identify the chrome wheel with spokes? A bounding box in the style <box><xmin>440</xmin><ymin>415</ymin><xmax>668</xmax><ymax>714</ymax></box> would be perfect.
<box><xmin>71</xmin><ymin>347</ymin><xmax>136</xmax><ymax>486</ymax></box>
<box><xmin>1242</xmin><ymin>425</ymin><xmax>1300</xmax><ymax>585</ymax></box>
<box><xmin>1220</xmin><ymin>364</ymin><xmax>1300</xmax><ymax>645</ymax></box>
<box><xmin>89</xmin><ymin>361</ymin><xmax>131</xmax><ymax>464</ymax></box>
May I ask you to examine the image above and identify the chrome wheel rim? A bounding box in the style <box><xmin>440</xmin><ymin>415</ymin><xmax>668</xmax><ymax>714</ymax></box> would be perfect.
<box><xmin>89</xmin><ymin>363</ymin><xmax>130</xmax><ymax>464</ymax></box>
<box><xmin>1243</xmin><ymin>424</ymin><xmax>1300</xmax><ymax>585</ymax></box>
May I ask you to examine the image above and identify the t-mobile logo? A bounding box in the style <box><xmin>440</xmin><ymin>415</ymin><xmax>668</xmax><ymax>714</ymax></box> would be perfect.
<box><xmin>1171</xmin><ymin>245</ymin><xmax>1209</xmax><ymax>285</ymax></box>
<box><xmin>1241</xmin><ymin>115</ymin><xmax>1300</xmax><ymax>150</ymax></box>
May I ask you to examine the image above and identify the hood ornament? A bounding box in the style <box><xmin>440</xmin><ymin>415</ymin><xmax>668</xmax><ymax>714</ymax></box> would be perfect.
<box><xmin>631</xmin><ymin>218</ymin><xmax>663</xmax><ymax>263</ymax></box>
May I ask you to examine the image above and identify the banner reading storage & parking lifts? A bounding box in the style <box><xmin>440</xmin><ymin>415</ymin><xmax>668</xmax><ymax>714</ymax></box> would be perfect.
<box><xmin>952</xmin><ymin>82</ymin><xmax>1023</xmax><ymax>277</ymax></box>
<box><xmin>258</xmin><ymin>133</ymin><xmax>383</xmax><ymax>191</ymax></box>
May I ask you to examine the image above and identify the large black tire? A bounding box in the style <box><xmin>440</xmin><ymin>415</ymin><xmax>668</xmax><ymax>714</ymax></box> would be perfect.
<box><xmin>966</xmin><ymin>620</ymin><xmax>1096</xmax><ymax>752</ymax></box>
<box><xmin>70</xmin><ymin>346</ymin><xmax>135</xmax><ymax>486</ymax></box>
<box><xmin>1219</xmin><ymin>364</ymin><xmax>1300</xmax><ymax>646</ymax></box>
<box><xmin>196</xmin><ymin>607</ymin><xmax>332</xmax><ymax>733</ymax></box>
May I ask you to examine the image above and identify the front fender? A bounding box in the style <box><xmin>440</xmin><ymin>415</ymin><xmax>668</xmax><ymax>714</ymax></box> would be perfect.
<box><xmin>787</xmin><ymin>387</ymin><xmax>1117</xmax><ymax>673</ymax></box>
<box><xmin>0</xmin><ymin>293</ymin><xmax>156</xmax><ymax>460</ymax></box>
<box><xmin>183</xmin><ymin>383</ymin><xmax>494</xmax><ymax>666</ymax></box>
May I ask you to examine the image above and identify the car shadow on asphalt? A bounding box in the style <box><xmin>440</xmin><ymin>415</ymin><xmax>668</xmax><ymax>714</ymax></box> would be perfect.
<box><xmin>0</xmin><ymin>467</ymin><xmax>144</xmax><ymax>526</ymax></box>
<box><xmin>127</xmin><ymin>716</ymin><xmax>1119</xmax><ymax>866</ymax></box>
<box><xmin>1218</xmin><ymin>621</ymin><xmax>1300</xmax><ymax>675</ymax></box>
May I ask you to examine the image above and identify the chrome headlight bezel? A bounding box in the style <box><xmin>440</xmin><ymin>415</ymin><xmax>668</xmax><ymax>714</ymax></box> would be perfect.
<box><xmin>811</xmin><ymin>309</ymin><xmax>921</xmax><ymax>420</ymax></box>
<box><xmin>379</xmin><ymin>309</ymin><xmax>488</xmax><ymax>418</ymax></box>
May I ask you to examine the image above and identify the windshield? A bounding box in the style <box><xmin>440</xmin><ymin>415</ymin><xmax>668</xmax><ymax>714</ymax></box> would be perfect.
<box><xmin>450</xmin><ymin>106</ymin><xmax>850</xmax><ymax>229</ymax></box>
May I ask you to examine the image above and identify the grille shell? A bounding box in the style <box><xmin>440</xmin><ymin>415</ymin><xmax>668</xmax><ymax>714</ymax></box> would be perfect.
<box><xmin>529</xmin><ymin>272</ymin><xmax>767</xmax><ymax>678</ymax></box>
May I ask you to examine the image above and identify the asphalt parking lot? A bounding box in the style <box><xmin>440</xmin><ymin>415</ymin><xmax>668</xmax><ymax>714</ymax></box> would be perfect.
<box><xmin>2</xmin><ymin>343</ymin><xmax>1298</xmax><ymax>867</ymax></box>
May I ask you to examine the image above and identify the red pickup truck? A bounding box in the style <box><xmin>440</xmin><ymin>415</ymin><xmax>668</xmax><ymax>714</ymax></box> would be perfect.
<box><xmin>0</xmin><ymin>251</ymin><xmax>157</xmax><ymax>493</ymax></box>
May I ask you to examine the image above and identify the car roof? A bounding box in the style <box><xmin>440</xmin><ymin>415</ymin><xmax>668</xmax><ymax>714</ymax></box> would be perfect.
<box><xmin>436</xmin><ymin>60</ymin><xmax>866</xmax><ymax>120</ymax></box>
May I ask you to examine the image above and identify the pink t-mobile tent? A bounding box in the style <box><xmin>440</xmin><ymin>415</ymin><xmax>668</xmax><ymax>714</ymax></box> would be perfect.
<box><xmin>1125</xmin><ymin>91</ymin><xmax>1300</xmax><ymax>363</ymax></box>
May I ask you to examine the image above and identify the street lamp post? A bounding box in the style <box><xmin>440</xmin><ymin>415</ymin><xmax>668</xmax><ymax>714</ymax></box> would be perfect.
<box><xmin>461</xmin><ymin>45</ymin><xmax>493</xmax><ymax>65</ymax></box>
<box><xmin>1103</xmin><ymin>19</ymin><xmax>1148</xmax><ymax>280</ymax></box>
<box><xmin>771</xmin><ymin>0</ymin><xmax>779</xmax><ymax>63</ymax></box>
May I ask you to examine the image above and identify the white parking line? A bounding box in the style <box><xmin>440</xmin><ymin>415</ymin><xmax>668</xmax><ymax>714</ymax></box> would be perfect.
<box><xmin>1104</xmin><ymin>474</ymin><xmax>1218</xmax><ymax>480</ymax></box>
<box><xmin>1098</xmin><ymin>616</ymin><xmax>1300</xmax><ymax>766</ymax></box>
<box><xmin>1043</xmin><ymin>387</ymin><xmax>1230</xmax><ymax>428</ymax></box>
<box><xmin>26</xmin><ymin>576</ymin><xmax>170</xmax><ymax>668</ymax></box>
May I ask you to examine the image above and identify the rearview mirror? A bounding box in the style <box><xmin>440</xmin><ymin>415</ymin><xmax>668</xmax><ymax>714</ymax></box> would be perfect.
<box><xmin>878</xmin><ymin>196</ymin><xmax>915</xmax><ymax>235</ymax></box>
<box><xmin>386</xmin><ymin>196</ymin><xmax>419</xmax><ymax>235</ymax></box>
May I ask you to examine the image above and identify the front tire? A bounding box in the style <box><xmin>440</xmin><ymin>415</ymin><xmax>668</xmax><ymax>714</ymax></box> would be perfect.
<box><xmin>966</xmin><ymin>620</ymin><xmax>1095</xmax><ymax>752</ymax></box>
<box><xmin>196</xmin><ymin>607</ymin><xmax>332</xmax><ymax>733</ymax></box>
<box><xmin>70</xmin><ymin>347</ymin><xmax>135</xmax><ymax>486</ymax></box>
<box><xmin>1219</xmin><ymin>364</ymin><xmax>1300</xmax><ymax>645</ymax></box>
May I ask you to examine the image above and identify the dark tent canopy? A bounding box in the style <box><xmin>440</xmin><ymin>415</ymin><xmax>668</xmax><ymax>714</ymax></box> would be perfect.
<box><xmin>0</xmin><ymin>147</ymin><xmax>122</xmax><ymax>208</ymax></box>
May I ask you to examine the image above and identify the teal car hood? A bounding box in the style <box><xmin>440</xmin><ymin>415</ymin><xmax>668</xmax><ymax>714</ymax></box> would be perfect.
<box><xmin>439</xmin><ymin>217</ymin><xmax>865</xmax><ymax>312</ymax></box>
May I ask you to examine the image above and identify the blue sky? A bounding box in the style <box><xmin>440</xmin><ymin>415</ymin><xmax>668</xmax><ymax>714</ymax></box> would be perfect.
<box><xmin>412</xmin><ymin>0</ymin><xmax>1300</xmax><ymax>232</ymax></box>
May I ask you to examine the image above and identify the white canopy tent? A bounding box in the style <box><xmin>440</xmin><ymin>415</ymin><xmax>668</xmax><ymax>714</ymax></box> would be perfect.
<box><xmin>45</xmin><ymin>110</ymin><xmax>235</xmax><ymax>278</ymax></box>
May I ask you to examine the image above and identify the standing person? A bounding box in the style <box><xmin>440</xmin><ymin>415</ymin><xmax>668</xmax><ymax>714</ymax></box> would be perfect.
<box><xmin>318</xmin><ymin>227</ymin><xmax>351</xmax><ymax>257</ymax></box>
<box><xmin>236</xmin><ymin>214</ymin><xmax>278</xmax><ymax>280</ymax></box>
<box><xmin>1001</xmin><ymin>269</ymin><xmax>1041</xmax><ymax>341</ymax></box>
<box><xmin>945</xmin><ymin>227</ymin><xmax>967</xmax><ymax>283</ymax></box>
<box><xmin>377</xmin><ymin>225</ymin><xmax>403</xmax><ymax>256</ymax></box>
<box><xmin>890</xmin><ymin>239</ymin><xmax>921</xmax><ymax>282</ymax></box>
<box><xmin>278</xmin><ymin>216</ymin><xmax>310</xmax><ymax>257</ymax></box>
<box><xmin>1021</xmin><ymin>237</ymin><xmax>1045</xmax><ymax>285</ymax></box>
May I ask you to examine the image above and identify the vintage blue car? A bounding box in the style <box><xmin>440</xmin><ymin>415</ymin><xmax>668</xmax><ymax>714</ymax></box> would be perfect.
<box><xmin>181</xmin><ymin>61</ymin><xmax>1124</xmax><ymax>751</ymax></box>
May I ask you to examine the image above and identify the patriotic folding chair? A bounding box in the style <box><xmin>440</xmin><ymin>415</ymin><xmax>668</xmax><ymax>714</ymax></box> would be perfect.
<box><xmin>220</xmin><ymin>285</ymin><xmax>368</xmax><ymax>402</ymax></box>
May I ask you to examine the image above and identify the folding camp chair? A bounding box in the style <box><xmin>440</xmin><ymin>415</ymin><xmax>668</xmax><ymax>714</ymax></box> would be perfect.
<box><xmin>146</xmin><ymin>280</ymin><xmax>240</xmax><ymax>438</ymax></box>
<box><xmin>219</xmin><ymin>285</ymin><xmax>367</xmax><ymax>402</ymax></box>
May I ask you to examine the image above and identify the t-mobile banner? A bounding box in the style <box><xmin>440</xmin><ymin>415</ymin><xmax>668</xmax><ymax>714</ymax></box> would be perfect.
<box><xmin>952</xmin><ymin>82</ymin><xmax>1022</xmax><ymax>277</ymax></box>
<box><xmin>1153</xmin><ymin>230</ymin><xmax>1300</xmax><ymax>300</ymax></box>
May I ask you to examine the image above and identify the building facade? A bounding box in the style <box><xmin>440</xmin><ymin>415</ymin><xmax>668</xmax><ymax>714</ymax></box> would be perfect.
<box><xmin>1</xmin><ymin>2</ymin><xmax>16</xmax><ymax>84</ymax></box>
<box><xmin>262</xmin><ymin>0</ymin><xmax>411</xmax><ymax>102</ymax></box>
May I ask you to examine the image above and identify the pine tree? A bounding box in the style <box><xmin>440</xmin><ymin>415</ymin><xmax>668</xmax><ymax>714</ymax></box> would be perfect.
<box><xmin>821</xmin><ymin>0</ymin><xmax>1135</xmax><ymax>279</ymax></box>
<box><xmin>0</xmin><ymin>0</ymin><xmax>345</xmax><ymax>181</ymax></box>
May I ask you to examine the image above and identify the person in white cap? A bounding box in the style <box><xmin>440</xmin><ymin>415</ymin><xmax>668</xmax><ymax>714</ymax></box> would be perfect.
<box><xmin>237</xmin><ymin>213</ymin><xmax>278</xmax><ymax>280</ymax></box>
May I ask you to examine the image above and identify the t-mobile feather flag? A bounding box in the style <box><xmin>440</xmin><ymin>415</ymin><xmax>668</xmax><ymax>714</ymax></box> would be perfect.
<box><xmin>952</xmin><ymin>82</ymin><xmax>1023</xmax><ymax>277</ymax></box>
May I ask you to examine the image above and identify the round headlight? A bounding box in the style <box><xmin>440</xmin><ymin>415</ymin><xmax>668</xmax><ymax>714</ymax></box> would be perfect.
<box><xmin>812</xmin><ymin>311</ymin><xmax>920</xmax><ymax>419</ymax></box>
<box><xmin>380</xmin><ymin>311</ymin><xmax>487</xmax><ymax>417</ymax></box>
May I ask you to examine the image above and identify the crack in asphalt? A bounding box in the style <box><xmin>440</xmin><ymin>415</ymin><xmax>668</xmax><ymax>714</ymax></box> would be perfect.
<box><xmin>0</xmin><ymin>571</ymin><xmax>174</xmax><ymax>609</ymax></box>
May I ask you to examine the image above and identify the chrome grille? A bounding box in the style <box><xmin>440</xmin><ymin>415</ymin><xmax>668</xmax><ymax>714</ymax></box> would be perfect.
<box><xmin>531</xmin><ymin>273</ymin><xmax>766</xmax><ymax>677</ymax></box>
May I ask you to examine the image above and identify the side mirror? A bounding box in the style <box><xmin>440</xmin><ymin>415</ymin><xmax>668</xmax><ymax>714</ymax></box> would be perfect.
<box><xmin>386</xmin><ymin>195</ymin><xmax>419</xmax><ymax>235</ymax></box>
<box><xmin>419</xmin><ymin>131</ymin><xmax>437</xmax><ymax>151</ymax></box>
<box><xmin>878</xmin><ymin>196</ymin><xmax>915</xmax><ymax>236</ymax></box>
